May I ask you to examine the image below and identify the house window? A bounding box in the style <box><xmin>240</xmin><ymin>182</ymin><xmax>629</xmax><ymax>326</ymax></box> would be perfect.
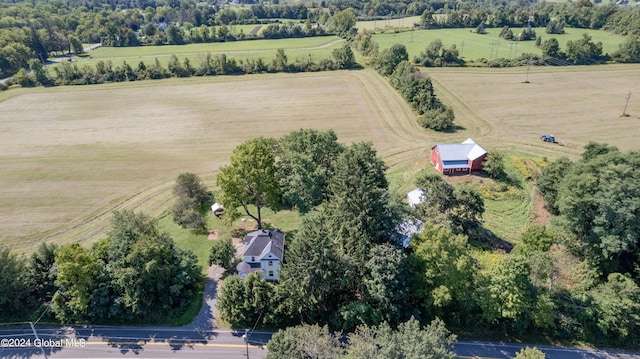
<box><xmin>268</xmin><ymin>271</ymin><xmax>274</xmax><ymax>277</ymax></box>
<box><xmin>251</xmin><ymin>256</ymin><xmax>255</xmax><ymax>262</ymax></box>
<box><xmin>268</xmin><ymin>260</ymin><xmax>273</xmax><ymax>266</ymax></box>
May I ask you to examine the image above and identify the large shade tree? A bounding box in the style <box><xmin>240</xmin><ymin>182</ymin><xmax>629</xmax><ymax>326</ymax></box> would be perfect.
<box><xmin>275</xmin><ymin>129</ymin><xmax>344</xmax><ymax>213</ymax></box>
<box><xmin>217</xmin><ymin>137</ymin><xmax>281</xmax><ymax>229</ymax></box>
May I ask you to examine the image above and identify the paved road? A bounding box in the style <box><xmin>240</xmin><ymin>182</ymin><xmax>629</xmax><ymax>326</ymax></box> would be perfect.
<box><xmin>0</xmin><ymin>327</ymin><xmax>270</xmax><ymax>358</ymax></box>
<box><xmin>2</xmin><ymin>267</ymin><xmax>638</xmax><ymax>359</ymax></box>
<box><xmin>3</xmin><ymin>326</ymin><xmax>640</xmax><ymax>359</ymax></box>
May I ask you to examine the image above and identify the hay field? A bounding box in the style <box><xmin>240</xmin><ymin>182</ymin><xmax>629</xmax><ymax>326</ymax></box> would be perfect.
<box><xmin>425</xmin><ymin>64</ymin><xmax>640</xmax><ymax>155</ymax></box>
<box><xmin>0</xmin><ymin>70</ymin><xmax>432</xmax><ymax>252</ymax></box>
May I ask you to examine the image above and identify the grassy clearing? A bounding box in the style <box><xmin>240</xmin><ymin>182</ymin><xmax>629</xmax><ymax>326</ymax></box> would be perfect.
<box><xmin>372</xmin><ymin>27</ymin><xmax>626</xmax><ymax>61</ymax></box>
<box><xmin>70</xmin><ymin>36</ymin><xmax>344</xmax><ymax>69</ymax></box>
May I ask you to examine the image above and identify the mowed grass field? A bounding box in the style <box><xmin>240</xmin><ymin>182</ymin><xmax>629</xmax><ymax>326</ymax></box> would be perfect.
<box><xmin>2</xmin><ymin>61</ymin><xmax>640</xmax><ymax>252</ymax></box>
<box><xmin>72</xmin><ymin>36</ymin><xmax>345</xmax><ymax>69</ymax></box>
<box><xmin>0</xmin><ymin>70</ymin><xmax>430</xmax><ymax>252</ymax></box>
<box><xmin>371</xmin><ymin>27</ymin><xmax>627</xmax><ymax>61</ymax></box>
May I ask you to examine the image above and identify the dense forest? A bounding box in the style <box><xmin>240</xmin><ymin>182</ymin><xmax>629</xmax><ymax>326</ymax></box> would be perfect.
<box><xmin>2</xmin><ymin>0</ymin><xmax>640</xmax><ymax>79</ymax></box>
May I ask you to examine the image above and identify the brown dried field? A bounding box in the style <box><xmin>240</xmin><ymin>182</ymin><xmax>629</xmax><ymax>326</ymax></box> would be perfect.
<box><xmin>1</xmin><ymin>64</ymin><xmax>639</xmax><ymax>251</ymax></box>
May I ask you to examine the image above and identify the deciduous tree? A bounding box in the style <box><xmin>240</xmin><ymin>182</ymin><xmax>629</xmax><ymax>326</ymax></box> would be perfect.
<box><xmin>409</xmin><ymin>224</ymin><xmax>475</xmax><ymax>318</ymax></box>
<box><xmin>172</xmin><ymin>172</ymin><xmax>213</xmax><ymax>232</ymax></box>
<box><xmin>515</xmin><ymin>347</ymin><xmax>546</xmax><ymax>359</ymax></box>
<box><xmin>332</xmin><ymin>43</ymin><xmax>356</xmax><ymax>69</ymax></box>
<box><xmin>217</xmin><ymin>137</ymin><xmax>281</xmax><ymax>229</ymax></box>
<box><xmin>588</xmin><ymin>273</ymin><xmax>640</xmax><ymax>341</ymax></box>
<box><xmin>217</xmin><ymin>273</ymin><xmax>275</xmax><ymax>327</ymax></box>
<box><xmin>266</xmin><ymin>323</ymin><xmax>343</xmax><ymax>359</ymax></box>
<box><xmin>374</xmin><ymin>43</ymin><xmax>409</xmax><ymax>76</ymax></box>
<box><xmin>208</xmin><ymin>238</ymin><xmax>236</xmax><ymax>270</ymax></box>
<box><xmin>478</xmin><ymin>255</ymin><xmax>534</xmax><ymax>333</ymax></box>
<box><xmin>51</xmin><ymin>244</ymin><xmax>100</xmax><ymax>322</ymax></box>
<box><xmin>557</xmin><ymin>148</ymin><xmax>640</xmax><ymax>275</ymax></box>
<box><xmin>536</xmin><ymin>157</ymin><xmax>573</xmax><ymax>215</ymax></box>
<box><xmin>482</xmin><ymin>151</ymin><xmax>505</xmax><ymax>178</ymax></box>
<box><xmin>0</xmin><ymin>249</ymin><xmax>30</xmax><ymax>320</ymax></box>
<box><xmin>275</xmin><ymin>129</ymin><xmax>344</xmax><ymax>213</ymax></box>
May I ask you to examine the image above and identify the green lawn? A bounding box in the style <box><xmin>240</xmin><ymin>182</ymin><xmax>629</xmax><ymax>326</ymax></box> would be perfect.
<box><xmin>372</xmin><ymin>27</ymin><xmax>626</xmax><ymax>61</ymax></box>
<box><xmin>159</xmin><ymin>207</ymin><xmax>300</xmax><ymax>270</ymax></box>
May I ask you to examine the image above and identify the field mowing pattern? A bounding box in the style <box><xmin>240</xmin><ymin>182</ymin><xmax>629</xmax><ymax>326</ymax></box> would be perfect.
<box><xmin>0</xmin><ymin>70</ymin><xmax>430</xmax><ymax>251</ymax></box>
<box><xmin>2</xmin><ymin>64</ymin><xmax>640</xmax><ymax>251</ymax></box>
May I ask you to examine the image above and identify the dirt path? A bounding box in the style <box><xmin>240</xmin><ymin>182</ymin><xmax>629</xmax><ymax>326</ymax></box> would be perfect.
<box><xmin>183</xmin><ymin>265</ymin><xmax>225</xmax><ymax>334</ymax></box>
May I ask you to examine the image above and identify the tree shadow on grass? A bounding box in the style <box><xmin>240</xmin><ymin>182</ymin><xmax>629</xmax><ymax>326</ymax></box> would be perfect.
<box><xmin>469</xmin><ymin>227</ymin><xmax>514</xmax><ymax>253</ymax></box>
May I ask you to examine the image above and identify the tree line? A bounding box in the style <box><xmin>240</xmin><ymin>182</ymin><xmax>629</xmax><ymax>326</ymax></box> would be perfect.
<box><xmin>354</xmin><ymin>31</ymin><xmax>456</xmax><ymax>131</ymax></box>
<box><xmin>211</xmin><ymin>131</ymin><xmax>639</xmax><ymax>347</ymax></box>
<box><xmin>7</xmin><ymin>45</ymin><xmax>356</xmax><ymax>88</ymax></box>
<box><xmin>3</xmin><ymin>0</ymin><xmax>640</xmax><ymax>79</ymax></box>
<box><xmin>0</xmin><ymin>210</ymin><xmax>202</xmax><ymax>324</ymax></box>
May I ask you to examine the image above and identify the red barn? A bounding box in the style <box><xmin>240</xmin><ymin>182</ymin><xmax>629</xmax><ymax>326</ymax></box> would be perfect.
<box><xmin>430</xmin><ymin>138</ymin><xmax>487</xmax><ymax>175</ymax></box>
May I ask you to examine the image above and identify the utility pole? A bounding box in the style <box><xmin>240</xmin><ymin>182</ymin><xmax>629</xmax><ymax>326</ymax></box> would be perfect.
<box><xmin>490</xmin><ymin>42</ymin><xmax>499</xmax><ymax>60</ymax></box>
<box><xmin>461</xmin><ymin>40</ymin><xmax>464</xmax><ymax>57</ymax></box>
<box><xmin>524</xmin><ymin>57</ymin><xmax>532</xmax><ymax>83</ymax></box>
<box><xmin>508</xmin><ymin>43</ymin><xmax>518</xmax><ymax>59</ymax></box>
<box><xmin>242</xmin><ymin>329</ymin><xmax>250</xmax><ymax>359</ymax></box>
<box><xmin>622</xmin><ymin>91</ymin><xmax>631</xmax><ymax>117</ymax></box>
<box><xmin>29</xmin><ymin>322</ymin><xmax>48</xmax><ymax>359</ymax></box>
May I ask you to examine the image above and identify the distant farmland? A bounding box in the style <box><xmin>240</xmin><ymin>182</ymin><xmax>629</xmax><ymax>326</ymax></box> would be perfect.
<box><xmin>371</xmin><ymin>27</ymin><xmax>627</xmax><ymax>61</ymax></box>
<box><xmin>72</xmin><ymin>36</ymin><xmax>345</xmax><ymax>69</ymax></box>
<box><xmin>1</xmin><ymin>63</ymin><xmax>639</xmax><ymax>252</ymax></box>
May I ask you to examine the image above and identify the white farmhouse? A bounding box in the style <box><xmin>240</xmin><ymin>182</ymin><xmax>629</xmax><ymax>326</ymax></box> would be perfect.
<box><xmin>238</xmin><ymin>229</ymin><xmax>285</xmax><ymax>281</ymax></box>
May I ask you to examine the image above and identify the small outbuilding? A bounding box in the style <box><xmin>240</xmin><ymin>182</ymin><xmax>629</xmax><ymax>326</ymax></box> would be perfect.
<box><xmin>211</xmin><ymin>203</ymin><xmax>224</xmax><ymax>217</ymax></box>
<box><xmin>430</xmin><ymin>138</ymin><xmax>487</xmax><ymax>175</ymax></box>
<box><xmin>407</xmin><ymin>188</ymin><xmax>426</xmax><ymax>208</ymax></box>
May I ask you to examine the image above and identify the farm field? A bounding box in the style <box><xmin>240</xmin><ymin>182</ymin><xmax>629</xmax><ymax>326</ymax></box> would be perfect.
<box><xmin>372</xmin><ymin>27</ymin><xmax>627</xmax><ymax>60</ymax></box>
<box><xmin>425</xmin><ymin>64</ymin><xmax>640</xmax><ymax>154</ymax></box>
<box><xmin>1</xmin><ymin>64</ymin><xmax>640</xmax><ymax>253</ymax></box>
<box><xmin>356</xmin><ymin>16</ymin><xmax>422</xmax><ymax>31</ymax></box>
<box><xmin>72</xmin><ymin>36</ymin><xmax>345</xmax><ymax>69</ymax></box>
<box><xmin>0</xmin><ymin>70</ymin><xmax>428</xmax><ymax>252</ymax></box>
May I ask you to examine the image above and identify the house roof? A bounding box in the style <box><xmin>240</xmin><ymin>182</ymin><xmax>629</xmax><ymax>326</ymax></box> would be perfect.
<box><xmin>434</xmin><ymin>138</ymin><xmax>487</xmax><ymax>164</ymax></box>
<box><xmin>243</xmin><ymin>229</ymin><xmax>285</xmax><ymax>261</ymax></box>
